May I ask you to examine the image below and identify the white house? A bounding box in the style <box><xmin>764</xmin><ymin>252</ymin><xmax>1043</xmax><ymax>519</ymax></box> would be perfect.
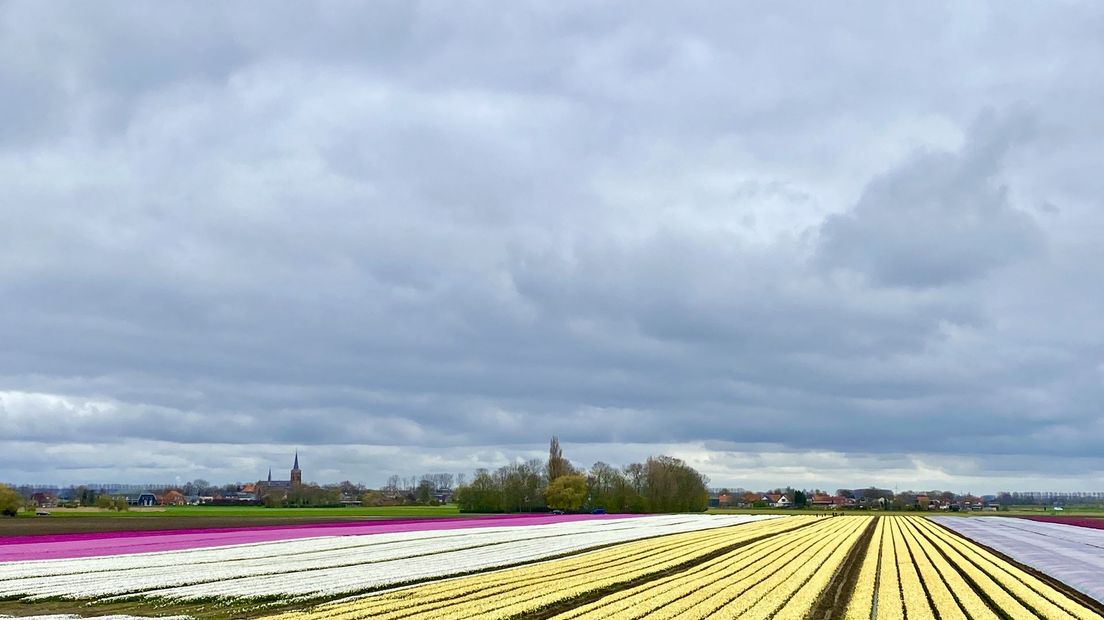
<box><xmin>762</xmin><ymin>494</ymin><xmax>791</xmax><ymax>508</ymax></box>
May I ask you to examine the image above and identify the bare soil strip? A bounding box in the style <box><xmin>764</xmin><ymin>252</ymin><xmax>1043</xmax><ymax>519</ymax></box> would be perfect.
<box><xmin>0</xmin><ymin>515</ymin><xmax>393</xmax><ymax>537</ymax></box>
<box><xmin>808</xmin><ymin>516</ymin><xmax>878</xmax><ymax>620</ymax></box>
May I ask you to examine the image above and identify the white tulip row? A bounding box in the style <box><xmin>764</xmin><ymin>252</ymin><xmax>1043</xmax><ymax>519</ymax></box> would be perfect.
<box><xmin>2</xmin><ymin>517</ymin><xmax>680</xmax><ymax>583</ymax></box>
<box><xmin>0</xmin><ymin>514</ymin><xmax>777</xmax><ymax>603</ymax></box>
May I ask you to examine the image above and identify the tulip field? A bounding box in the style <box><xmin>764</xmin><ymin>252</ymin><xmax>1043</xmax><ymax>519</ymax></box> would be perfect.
<box><xmin>1</xmin><ymin>514</ymin><xmax>1101</xmax><ymax>620</ymax></box>
<box><xmin>846</xmin><ymin>516</ymin><xmax>1101</xmax><ymax>620</ymax></box>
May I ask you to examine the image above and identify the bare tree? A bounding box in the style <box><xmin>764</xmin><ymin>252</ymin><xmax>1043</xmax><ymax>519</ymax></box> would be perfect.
<box><xmin>547</xmin><ymin>436</ymin><xmax>573</xmax><ymax>482</ymax></box>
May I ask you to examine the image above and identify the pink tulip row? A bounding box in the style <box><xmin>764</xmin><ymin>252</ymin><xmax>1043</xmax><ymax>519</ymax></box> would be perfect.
<box><xmin>0</xmin><ymin>513</ymin><xmax>629</xmax><ymax>562</ymax></box>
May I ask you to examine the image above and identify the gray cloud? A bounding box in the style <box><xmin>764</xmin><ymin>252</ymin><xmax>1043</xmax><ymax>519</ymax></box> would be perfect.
<box><xmin>816</xmin><ymin>110</ymin><xmax>1043</xmax><ymax>288</ymax></box>
<box><xmin>2</xmin><ymin>1</ymin><xmax>1104</xmax><ymax>493</ymax></box>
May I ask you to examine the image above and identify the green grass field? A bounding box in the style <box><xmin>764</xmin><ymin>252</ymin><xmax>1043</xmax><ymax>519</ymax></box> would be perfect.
<box><xmin>2</xmin><ymin>504</ymin><xmax>464</xmax><ymax>536</ymax></box>
<box><xmin>17</xmin><ymin>504</ymin><xmax>461</xmax><ymax>518</ymax></box>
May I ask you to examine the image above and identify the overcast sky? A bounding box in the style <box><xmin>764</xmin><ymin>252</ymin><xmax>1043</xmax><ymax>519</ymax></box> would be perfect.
<box><xmin>2</xmin><ymin>2</ymin><xmax>1103</xmax><ymax>494</ymax></box>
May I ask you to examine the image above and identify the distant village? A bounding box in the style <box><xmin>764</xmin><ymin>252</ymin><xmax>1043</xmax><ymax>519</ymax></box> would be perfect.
<box><xmin>4</xmin><ymin>453</ymin><xmax>458</xmax><ymax>512</ymax></box>
<box><xmin>6</xmin><ymin>449</ymin><xmax>1103</xmax><ymax>513</ymax></box>
<box><xmin>704</xmin><ymin>488</ymin><xmax>1100</xmax><ymax>512</ymax></box>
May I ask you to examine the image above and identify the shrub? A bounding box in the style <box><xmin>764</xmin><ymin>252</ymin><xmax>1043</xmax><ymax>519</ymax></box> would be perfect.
<box><xmin>0</xmin><ymin>484</ymin><xmax>22</xmax><ymax>517</ymax></box>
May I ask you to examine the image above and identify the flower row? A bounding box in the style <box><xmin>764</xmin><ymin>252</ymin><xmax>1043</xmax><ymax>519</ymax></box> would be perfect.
<box><xmin>266</xmin><ymin>516</ymin><xmax>808</xmax><ymax>620</ymax></box>
<box><xmin>850</xmin><ymin>516</ymin><xmax>1097</xmax><ymax>620</ymax></box>
<box><xmin>0</xmin><ymin>514</ymin><xmax>773</xmax><ymax>603</ymax></box>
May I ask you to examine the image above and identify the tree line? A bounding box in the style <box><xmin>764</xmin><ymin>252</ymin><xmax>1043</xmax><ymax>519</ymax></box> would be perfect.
<box><xmin>453</xmin><ymin>437</ymin><xmax>710</xmax><ymax>513</ymax></box>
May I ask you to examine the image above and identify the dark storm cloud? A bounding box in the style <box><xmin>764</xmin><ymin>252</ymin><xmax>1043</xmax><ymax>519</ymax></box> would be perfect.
<box><xmin>2</xmin><ymin>1</ymin><xmax>1103</xmax><ymax>491</ymax></box>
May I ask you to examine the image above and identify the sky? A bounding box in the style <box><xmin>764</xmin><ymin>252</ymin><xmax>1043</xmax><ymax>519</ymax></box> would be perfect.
<box><xmin>2</xmin><ymin>2</ymin><xmax>1103</xmax><ymax>494</ymax></box>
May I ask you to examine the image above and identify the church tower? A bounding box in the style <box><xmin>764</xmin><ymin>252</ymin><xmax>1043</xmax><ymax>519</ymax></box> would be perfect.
<box><xmin>290</xmin><ymin>451</ymin><xmax>302</xmax><ymax>486</ymax></box>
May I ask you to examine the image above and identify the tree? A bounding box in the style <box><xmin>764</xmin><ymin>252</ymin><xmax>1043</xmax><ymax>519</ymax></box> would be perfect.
<box><xmin>415</xmin><ymin>480</ymin><xmax>435</xmax><ymax>504</ymax></box>
<box><xmin>587</xmin><ymin>461</ymin><xmax>631</xmax><ymax>512</ymax></box>
<box><xmin>793</xmin><ymin>490</ymin><xmax>807</xmax><ymax>508</ymax></box>
<box><xmin>0</xmin><ymin>484</ymin><xmax>21</xmax><ymax>517</ymax></box>
<box><xmin>546</xmin><ymin>436</ymin><xmax>573</xmax><ymax>483</ymax></box>
<box><xmin>94</xmin><ymin>494</ymin><xmax>128</xmax><ymax>511</ymax></box>
<box><xmin>337</xmin><ymin>480</ymin><xmax>362</xmax><ymax>496</ymax></box>
<box><xmin>360</xmin><ymin>491</ymin><xmax>385</xmax><ymax>507</ymax></box>
<box><xmin>455</xmin><ymin>469</ymin><xmax>502</xmax><ymax>513</ymax></box>
<box><xmin>285</xmin><ymin>484</ymin><xmax>340</xmax><ymax>507</ymax></box>
<box><xmin>385</xmin><ymin>475</ymin><xmax>401</xmax><ymax>495</ymax></box>
<box><xmin>453</xmin><ymin>445</ymin><xmax>710</xmax><ymax>515</ymax></box>
<box><xmin>545</xmin><ymin>475</ymin><xmax>587</xmax><ymax>512</ymax></box>
<box><xmin>422</xmin><ymin>473</ymin><xmax>454</xmax><ymax>491</ymax></box>
<box><xmin>640</xmin><ymin>456</ymin><xmax>709</xmax><ymax>512</ymax></box>
<box><xmin>622</xmin><ymin>462</ymin><xmax>649</xmax><ymax>512</ymax></box>
<box><xmin>496</xmin><ymin>460</ymin><xmax>545</xmax><ymax>512</ymax></box>
<box><xmin>77</xmin><ymin>486</ymin><xmax>98</xmax><ymax>507</ymax></box>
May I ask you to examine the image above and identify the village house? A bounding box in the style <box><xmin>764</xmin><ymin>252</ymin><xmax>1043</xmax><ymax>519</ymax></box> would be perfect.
<box><xmin>30</xmin><ymin>492</ymin><xmax>57</xmax><ymax>508</ymax></box>
<box><xmin>762</xmin><ymin>494</ymin><xmax>791</xmax><ymax>508</ymax></box>
<box><xmin>161</xmin><ymin>490</ymin><xmax>187</xmax><ymax>506</ymax></box>
<box><xmin>809</xmin><ymin>493</ymin><xmax>849</xmax><ymax>509</ymax></box>
<box><xmin>109</xmin><ymin>491</ymin><xmax>159</xmax><ymax>506</ymax></box>
<box><xmin>707</xmin><ymin>490</ymin><xmax>734</xmax><ymax>508</ymax></box>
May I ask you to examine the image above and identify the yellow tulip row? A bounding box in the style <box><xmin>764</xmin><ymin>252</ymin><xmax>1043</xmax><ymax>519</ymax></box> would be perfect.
<box><xmin>902</xmin><ymin>518</ymin><xmax>999</xmax><ymax>620</ymax></box>
<box><xmin>889</xmin><ymin>516</ymin><xmax>935</xmax><ymax>620</ymax></box>
<box><xmin>770</xmin><ymin>517</ymin><xmax>872</xmax><ymax>620</ymax></box>
<box><xmin>706</xmin><ymin>517</ymin><xmax>866</xmax><ymax>620</ymax></box>
<box><xmin>265</xmin><ymin>516</ymin><xmax>812</xmax><ymax>620</ymax></box>
<box><xmin>911</xmin><ymin>517</ymin><xmax>1098</xmax><ymax>620</ymax></box>
<box><xmin>554</xmin><ymin>516</ymin><xmax>869</xmax><ymax>620</ymax></box>
<box><xmin>684</xmin><ymin>518</ymin><xmax>862</xmax><ymax>620</ymax></box>
<box><xmin>262</xmin><ymin>514</ymin><xmax>1098</xmax><ymax>620</ymax></box>
<box><xmin>894</xmin><ymin>517</ymin><xmax>984</xmax><ymax>620</ymax></box>
<box><xmin>914</xmin><ymin>516</ymin><xmax>1042</xmax><ymax>618</ymax></box>
<box><xmin>874</xmin><ymin>515</ymin><xmax>903</xmax><ymax>619</ymax></box>
<box><xmin>842</xmin><ymin>516</ymin><xmax>883</xmax><ymax>620</ymax></box>
<box><xmin>550</xmin><ymin>515</ymin><xmax>850</xmax><ymax>620</ymax></box>
<box><xmin>848</xmin><ymin>516</ymin><xmax>1097</xmax><ymax>620</ymax></box>
<box><xmin>382</xmin><ymin>518</ymin><xmax>809</xmax><ymax>620</ymax></box>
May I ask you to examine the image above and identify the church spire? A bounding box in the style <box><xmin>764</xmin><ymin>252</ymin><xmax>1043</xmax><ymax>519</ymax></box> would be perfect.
<box><xmin>267</xmin><ymin>468</ymin><xmax>272</xmax><ymax>483</ymax></box>
<box><xmin>290</xmin><ymin>450</ymin><xmax>302</xmax><ymax>486</ymax></box>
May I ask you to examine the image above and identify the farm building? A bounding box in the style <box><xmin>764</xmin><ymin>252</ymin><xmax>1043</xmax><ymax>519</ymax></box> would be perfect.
<box><xmin>110</xmin><ymin>491</ymin><xmax>159</xmax><ymax>506</ymax></box>
<box><xmin>810</xmin><ymin>493</ymin><xmax>849</xmax><ymax>509</ymax></box>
